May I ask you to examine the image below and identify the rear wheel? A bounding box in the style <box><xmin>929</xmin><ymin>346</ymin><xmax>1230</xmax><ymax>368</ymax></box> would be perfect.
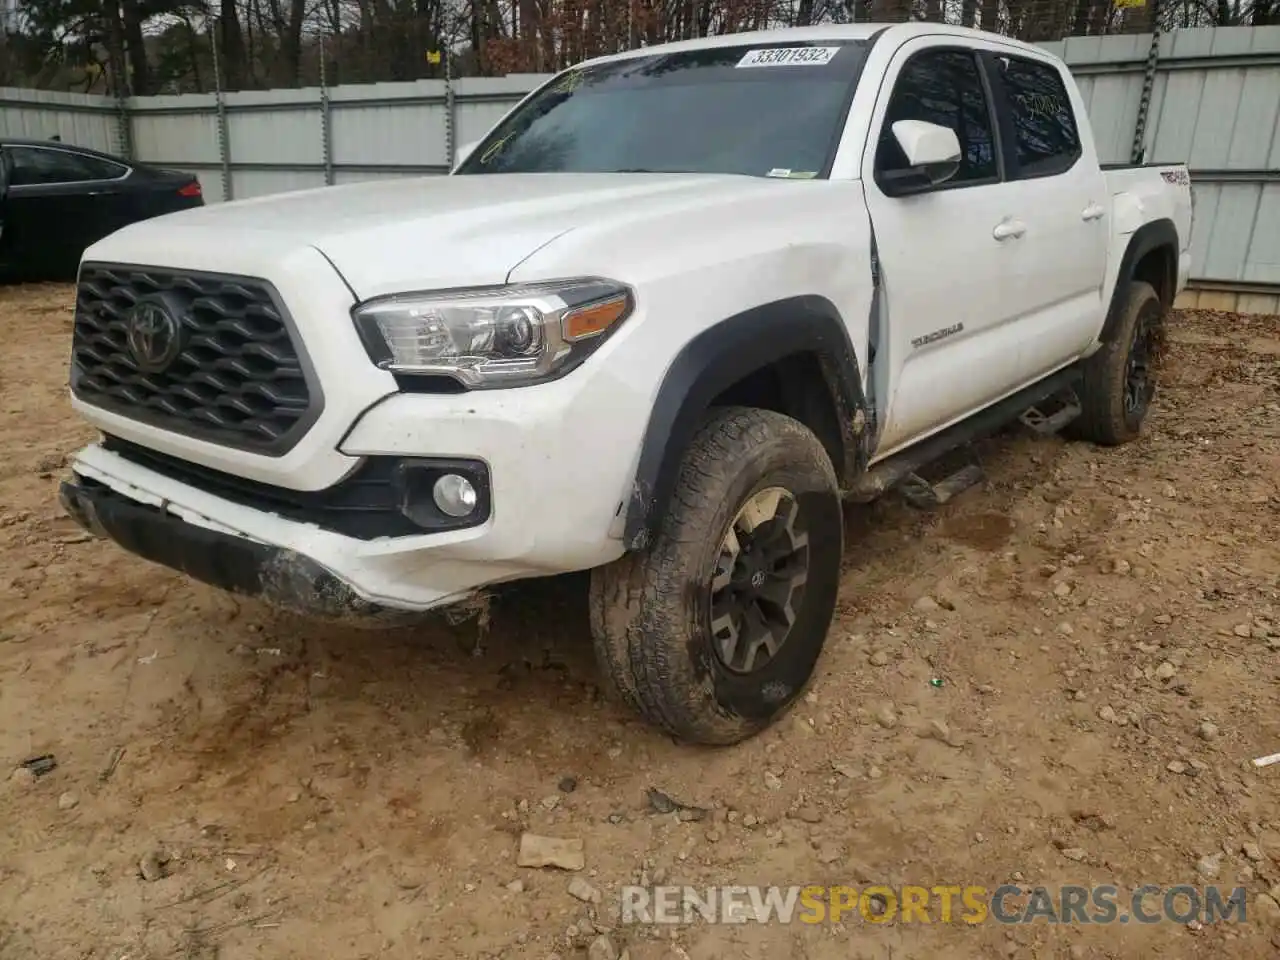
<box><xmin>1073</xmin><ymin>280</ymin><xmax>1164</xmax><ymax>446</ymax></box>
<box><xmin>589</xmin><ymin>406</ymin><xmax>843</xmax><ymax>745</ymax></box>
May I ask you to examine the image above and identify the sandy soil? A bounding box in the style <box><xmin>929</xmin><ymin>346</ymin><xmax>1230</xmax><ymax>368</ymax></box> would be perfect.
<box><xmin>1</xmin><ymin>282</ymin><xmax>1278</xmax><ymax>960</ymax></box>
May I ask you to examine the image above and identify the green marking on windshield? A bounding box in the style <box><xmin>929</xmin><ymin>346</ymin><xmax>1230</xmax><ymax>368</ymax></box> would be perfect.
<box><xmin>479</xmin><ymin>134</ymin><xmax>514</xmax><ymax>164</ymax></box>
<box><xmin>549</xmin><ymin>70</ymin><xmax>586</xmax><ymax>95</ymax></box>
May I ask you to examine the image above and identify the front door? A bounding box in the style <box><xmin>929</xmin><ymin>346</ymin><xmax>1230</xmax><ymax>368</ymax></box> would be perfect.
<box><xmin>861</xmin><ymin>39</ymin><xmax>1031</xmax><ymax>457</ymax></box>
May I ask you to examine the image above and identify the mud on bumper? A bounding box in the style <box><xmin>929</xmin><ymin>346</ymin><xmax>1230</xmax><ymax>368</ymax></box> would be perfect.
<box><xmin>60</xmin><ymin>478</ymin><xmax>411</xmax><ymax>622</ymax></box>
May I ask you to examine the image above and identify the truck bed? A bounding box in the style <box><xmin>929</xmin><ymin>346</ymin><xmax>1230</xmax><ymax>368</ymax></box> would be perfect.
<box><xmin>1101</xmin><ymin>161</ymin><xmax>1190</xmax><ymax>193</ymax></box>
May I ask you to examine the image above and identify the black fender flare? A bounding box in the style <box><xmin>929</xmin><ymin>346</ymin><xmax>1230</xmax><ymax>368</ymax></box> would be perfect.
<box><xmin>622</xmin><ymin>295</ymin><xmax>869</xmax><ymax>550</ymax></box>
<box><xmin>1102</xmin><ymin>218</ymin><xmax>1179</xmax><ymax>342</ymax></box>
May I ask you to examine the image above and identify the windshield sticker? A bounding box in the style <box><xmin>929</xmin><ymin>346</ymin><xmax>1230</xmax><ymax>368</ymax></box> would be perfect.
<box><xmin>736</xmin><ymin>46</ymin><xmax>841</xmax><ymax>69</ymax></box>
<box><xmin>766</xmin><ymin>168</ymin><xmax>818</xmax><ymax>179</ymax></box>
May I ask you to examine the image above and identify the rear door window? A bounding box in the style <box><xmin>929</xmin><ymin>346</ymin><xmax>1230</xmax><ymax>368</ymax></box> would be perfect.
<box><xmin>990</xmin><ymin>55</ymin><xmax>1081</xmax><ymax>179</ymax></box>
<box><xmin>9</xmin><ymin>147</ymin><xmax>127</xmax><ymax>186</ymax></box>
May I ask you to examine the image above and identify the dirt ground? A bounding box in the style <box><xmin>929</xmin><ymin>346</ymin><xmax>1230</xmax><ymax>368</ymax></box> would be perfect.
<box><xmin>1</xmin><ymin>282</ymin><xmax>1278</xmax><ymax>960</ymax></box>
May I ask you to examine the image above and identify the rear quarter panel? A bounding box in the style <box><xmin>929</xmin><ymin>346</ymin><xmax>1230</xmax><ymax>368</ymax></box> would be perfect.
<box><xmin>1104</xmin><ymin>165</ymin><xmax>1193</xmax><ymax>301</ymax></box>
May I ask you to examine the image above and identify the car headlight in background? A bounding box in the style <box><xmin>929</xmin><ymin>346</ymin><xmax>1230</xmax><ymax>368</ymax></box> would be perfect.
<box><xmin>352</xmin><ymin>279</ymin><xmax>634</xmax><ymax>388</ymax></box>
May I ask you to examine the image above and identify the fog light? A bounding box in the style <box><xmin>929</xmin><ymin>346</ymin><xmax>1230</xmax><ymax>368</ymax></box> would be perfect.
<box><xmin>433</xmin><ymin>473</ymin><xmax>478</xmax><ymax>517</ymax></box>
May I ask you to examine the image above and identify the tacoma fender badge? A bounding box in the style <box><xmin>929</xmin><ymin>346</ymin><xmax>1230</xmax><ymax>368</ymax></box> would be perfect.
<box><xmin>912</xmin><ymin>323</ymin><xmax>964</xmax><ymax>349</ymax></box>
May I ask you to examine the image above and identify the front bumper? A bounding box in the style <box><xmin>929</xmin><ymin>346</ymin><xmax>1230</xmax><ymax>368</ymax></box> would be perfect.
<box><xmin>61</xmin><ymin>409</ymin><xmax>637</xmax><ymax>613</ymax></box>
<box><xmin>60</xmin><ymin>478</ymin><xmax>404</xmax><ymax>620</ymax></box>
<box><xmin>61</xmin><ymin>259</ymin><xmax>658</xmax><ymax>613</ymax></box>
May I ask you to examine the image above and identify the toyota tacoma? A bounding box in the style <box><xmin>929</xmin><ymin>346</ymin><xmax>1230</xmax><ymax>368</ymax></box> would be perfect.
<box><xmin>59</xmin><ymin>23</ymin><xmax>1193</xmax><ymax>744</ymax></box>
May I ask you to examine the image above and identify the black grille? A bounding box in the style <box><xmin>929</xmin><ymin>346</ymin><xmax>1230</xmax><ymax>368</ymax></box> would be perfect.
<box><xmin>102</xmin><ymin>436</ymin><xmax>424</xmax><ymax>540</ymax></box>
<box><xmin>72</xmin><ymin>263</ymin><xmax>320</xmax><ymax>455</ymax></box>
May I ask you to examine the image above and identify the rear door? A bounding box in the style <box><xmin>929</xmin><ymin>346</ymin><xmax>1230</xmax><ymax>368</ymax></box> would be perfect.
<box><xmin>983</xmin><ymin>51</ymin><xmax>1109</xmax><ymax>378</ymax></box>
<box><xmin>70</xmin><ymin>152</ymin><xmax>137</xmax><ymax>241</ymax></box>
<box><xmin>2</xmin><ymin>145</ymin><xmax>129</xmax><ymax>275</ymax></box>
<box><xmin>0</xmin><ymin>148</ymin><xmax>11</xmax><ymax>270</ymax></box>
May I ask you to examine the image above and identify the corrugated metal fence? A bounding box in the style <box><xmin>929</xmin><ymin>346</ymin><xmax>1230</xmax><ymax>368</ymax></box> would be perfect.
<box><xmin>2</xmin><ymin>25</ymin><xmax>1278</xmax><ymax>298</ymax></box>
<box><xmin>1042</xmin><ymin>27</ymin><xmax>1280</xmax><ymax>306</ymax></box>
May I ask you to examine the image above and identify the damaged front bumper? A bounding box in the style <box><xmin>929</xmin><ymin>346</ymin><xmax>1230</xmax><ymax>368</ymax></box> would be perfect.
<box><xmin>59</xmin><ymin>477</ymin><xmax>412</xmax><ymax>622</ymax></box>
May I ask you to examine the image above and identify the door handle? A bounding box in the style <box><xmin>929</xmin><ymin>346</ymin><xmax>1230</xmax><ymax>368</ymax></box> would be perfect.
<box><xmin>992</xmin><ymin>219</ymin><xmax>1026</xmax><ymax>241</ymax></box>
<box><xmin>1081</xmin><ymin>203</ymin><xmax>1105</xmax><ymax>221</ymax></box>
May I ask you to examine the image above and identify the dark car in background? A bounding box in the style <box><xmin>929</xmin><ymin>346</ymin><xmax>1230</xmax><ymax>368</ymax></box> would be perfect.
<box><xmin>0</xmin><ymin>138</ymin><xmax>204</xmax><ymax>280</ymax></box>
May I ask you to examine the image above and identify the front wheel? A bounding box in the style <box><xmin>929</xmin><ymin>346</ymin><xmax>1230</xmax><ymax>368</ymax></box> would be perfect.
<box><xmin>589</xmin><ymin>406</ymin><xmax>843</xmax><ymax>745</ymax></box>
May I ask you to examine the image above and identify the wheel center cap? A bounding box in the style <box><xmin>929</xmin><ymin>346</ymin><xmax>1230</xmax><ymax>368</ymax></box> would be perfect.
<box><xmin>709</xmin><ymin>485</ymin><xmax>811</xmax><ymax>676</ymax></box>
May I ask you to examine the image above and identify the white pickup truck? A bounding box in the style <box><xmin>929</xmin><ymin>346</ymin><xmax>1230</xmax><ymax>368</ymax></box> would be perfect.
<box><xmin>60</xmin><ymin>22</ymin><xmax>1192</xmax><ymax>744</ymax></box>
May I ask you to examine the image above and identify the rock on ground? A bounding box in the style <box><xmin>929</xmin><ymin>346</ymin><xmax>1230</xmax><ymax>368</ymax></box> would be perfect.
<box><xmin>517</xmin><ymin>834</ymin><xmax>585</xmax><ymax>871</ymax></box>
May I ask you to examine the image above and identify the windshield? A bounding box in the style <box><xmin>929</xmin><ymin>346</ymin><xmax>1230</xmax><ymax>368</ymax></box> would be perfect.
<box><xmin>455</xmin><ymin>41</ymin><xmax>869</xmax><ymax>180</ymax></box>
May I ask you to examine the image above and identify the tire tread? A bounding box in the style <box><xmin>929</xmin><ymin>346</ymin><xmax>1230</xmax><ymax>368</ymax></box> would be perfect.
<box><xmin>1073</xmin><ymin>280</ymin><xmax>1161</xmax><ymax>446</ymax></box>
<box><xmin>590</xmin><ymin>406</ymin><xmax>839</xmax><ymax>745</ymax></box>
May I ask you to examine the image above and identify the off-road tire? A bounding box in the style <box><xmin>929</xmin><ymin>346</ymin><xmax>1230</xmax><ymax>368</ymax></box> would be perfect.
<box><xmin>1073</xmin><ymin>280</ymin><xmax>1164</xmax><ymax>446</ymax></box>
<box><xmin>589</xmin><ymin>406</ymin><xmax>843</xmax><ymax>745</ymax></box>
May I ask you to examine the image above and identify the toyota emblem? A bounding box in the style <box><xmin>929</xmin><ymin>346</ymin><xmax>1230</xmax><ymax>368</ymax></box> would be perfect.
<box><xmin>125</xmin><ymin>300</ymin><xmax>183</xmax><ymax>373</ymax></box>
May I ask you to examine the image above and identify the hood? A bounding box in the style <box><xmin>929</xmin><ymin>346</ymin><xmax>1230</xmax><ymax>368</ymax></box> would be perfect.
<box><xmin>92</xmin><ymin>173</ymin><xmax>794</xmax><ymax>299</ymax></box>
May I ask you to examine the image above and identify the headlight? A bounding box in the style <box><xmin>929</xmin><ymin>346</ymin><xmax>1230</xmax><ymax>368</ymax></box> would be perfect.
<box><xmin>352</xmin><ymin>279</ymin><xmax>634</xmax><ymax>388</ymax></box>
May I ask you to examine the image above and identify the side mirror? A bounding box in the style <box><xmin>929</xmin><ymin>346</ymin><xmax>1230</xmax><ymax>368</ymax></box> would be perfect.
<box><xmin>453</xmin><ymin>139</ymin><xmax>481</xmax><ymax>171</ymax></box>
<box><xmin>0</xmin><ymin>148</ymin><xmax>11</xmax><ymax>202</ymax></box>
<box><xmin>882</xmin><ymin>120</ymin><xmax>962</xmax><ymax>196</ymax></box>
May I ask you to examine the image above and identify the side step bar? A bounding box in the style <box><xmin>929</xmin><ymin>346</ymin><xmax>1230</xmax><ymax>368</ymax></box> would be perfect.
<box><xmin>1019</xmin><ymin>387</ymin><xmax>1083</xmax><ymax>436</ymax></box>
<box><xmin>899</xmin><ymin>463</ymin><xmax>985</xmax><ymax>509</ymax></box>
<box><xmin>844</xmin><ymin>366</ymin><xmax>1083</xmax><ymax>504</ymax></box>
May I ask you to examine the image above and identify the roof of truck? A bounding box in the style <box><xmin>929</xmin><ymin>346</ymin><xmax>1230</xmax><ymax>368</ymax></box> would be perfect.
<box><xmin>577</xmin><ymin>22</ymin><xmax>1054</xmax><ymax>68</ymax></box>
